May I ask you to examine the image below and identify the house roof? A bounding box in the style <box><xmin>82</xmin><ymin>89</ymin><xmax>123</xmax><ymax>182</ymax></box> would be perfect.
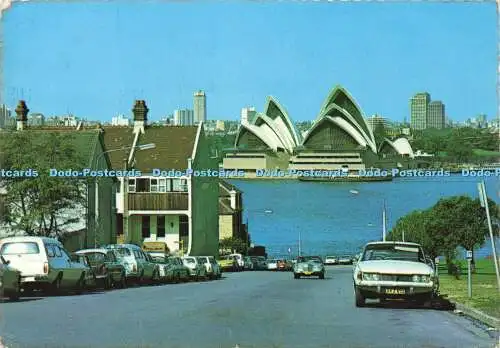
<box><xmin>101</xmin><ymin>126</ymin><xmax>199</xmax><ymax>172</ymax></box>
<box><xmin>219</xmin><ymin>179</ymin><xmax>242</xmax><ymax>196</ymax></box>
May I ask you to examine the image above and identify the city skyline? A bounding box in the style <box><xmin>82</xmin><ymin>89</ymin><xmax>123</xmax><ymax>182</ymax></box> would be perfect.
<box><xmin>1</xmin><ymin>2</ymin><xmax>496</xmax><ymax>122</ymax></box>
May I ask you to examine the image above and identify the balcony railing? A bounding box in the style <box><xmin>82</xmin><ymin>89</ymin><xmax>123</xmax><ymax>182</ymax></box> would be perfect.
<box><xmin>128</xmin><ymin>192</ymin><xmax>189</xmax><ymax>211</ymax></box>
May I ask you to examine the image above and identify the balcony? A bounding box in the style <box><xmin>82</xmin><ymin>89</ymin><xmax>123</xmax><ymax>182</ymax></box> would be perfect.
<box><xmin>128</xmin><ymin>192</ymin><xmax>189</xmax><ymax>211</ymax></box>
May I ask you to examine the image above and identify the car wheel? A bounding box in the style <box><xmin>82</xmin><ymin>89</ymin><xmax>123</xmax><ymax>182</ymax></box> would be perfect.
<box><xmin>319</xmin><ymin>272</ymin><xmax>325</xmax><ymax>279</ymax></box>
<box><xmin>355</xmin><ymin>286</ymin><xmax>365</xmax><ymax>307</ymax></box>
<box><xmin>119</xmin><ymin>273</ymin><xmax>127</xmax><ymax>288</ymax></box>
<box><xmin>294</xmin><ymin>273</ymin><xmax>300</xmax><ymax>279</ymax></box>
<box><xmin>7</xmin><ymin>290</ymin><xmax>20</xmax><ymax>301</ymax></box>
<box><xmin>50</xmin><ymin>274</ymin><xmax>62</xmax><ymax>296</ymax></box>
<box><xmin>137</xmin><ymin>272</ymin><xmax>144</xmax><ymax>286</ymax></box>
<box><xmin>75</xmin><ymin>273</ymin><xmax>86</xmax><ymax>295</ymax></box>
<box><xmin>104</xmin><ymin>275</ymin><xmax>112</xmax><ymax>290</ymax></box>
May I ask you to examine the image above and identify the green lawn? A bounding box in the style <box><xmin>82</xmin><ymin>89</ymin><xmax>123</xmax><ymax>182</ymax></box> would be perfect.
<box><xmin>438</xmin><ymin>258</ymin><xmax>499</xmax><ymax>318</ymax></box>
<box><xmin>472</xmin><ymin>149</ymin><xmax>500</xmax><ymax>157</ymax></box>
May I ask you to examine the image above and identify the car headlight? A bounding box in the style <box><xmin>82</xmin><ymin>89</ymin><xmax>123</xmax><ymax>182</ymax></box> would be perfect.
<box><xmin>412</xmin><ymin>275</ymin><xmax>431</xmax><ymax>283</ymax></box>
<box><xmin>362</xmin><ymin>273</ymin><xmax>380</xmax><ymax>281</ymax></box>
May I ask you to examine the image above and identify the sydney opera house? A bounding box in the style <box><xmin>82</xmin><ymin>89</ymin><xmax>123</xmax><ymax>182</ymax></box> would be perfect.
<box><xmin>222</xmin><ymin>85</ymin><xmax>414</xmax><ymax>174</ymax></box>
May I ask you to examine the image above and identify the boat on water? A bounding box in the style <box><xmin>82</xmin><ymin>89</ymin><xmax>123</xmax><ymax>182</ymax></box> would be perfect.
<box><xmin>264</xmin><ymin>210</ymin><xmax>273</xmax><ymax>214</ymax></box>
<box><xmin>349</xmin><ymin>190</ymin><xmax>359</xmax><ymax>195</ymax></box>
<box><xmin>298</xmin><ymin>175</ymin><xmax>393</xmax><ymax>183</ymax></box>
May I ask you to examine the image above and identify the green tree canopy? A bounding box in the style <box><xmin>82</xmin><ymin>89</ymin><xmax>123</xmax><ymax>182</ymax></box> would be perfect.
<box><xmin>0</xmin><ymin>131</ymin><xmax>87</xmax><ymax>238</ymax></box>
<box><xmin>219</xmin><ymin>236</ymin><xmax>248</xmax><ymax>255</ymax></box>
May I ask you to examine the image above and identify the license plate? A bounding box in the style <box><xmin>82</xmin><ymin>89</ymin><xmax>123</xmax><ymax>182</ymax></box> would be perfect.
<box><xmin>303</xmin><ymin>272</ymin><xmax>312</xmax><ymax>275</ymax></box>
<box><xmin>385</xmin><ymin>288</ymin><xmax>405</xmax><ymax>295</ymax></box>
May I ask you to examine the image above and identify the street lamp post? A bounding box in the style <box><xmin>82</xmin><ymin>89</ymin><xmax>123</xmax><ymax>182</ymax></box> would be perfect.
<box><xmin>91</xmin><ymin>143</ymin><xmax>156</xmax><ymax>248</ymax></box>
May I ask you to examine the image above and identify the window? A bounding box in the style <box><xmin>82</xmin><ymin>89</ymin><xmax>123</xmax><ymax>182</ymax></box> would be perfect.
<box><xmin>172</xmin><ymin>179</ymin><xmax>183</xmax><ymax>192</ymax></box>
<box><xmin>1</xmin><ymin>242</ymin><xmax>40</xmax><ymax>255</ymax></box>
<box><xmin>54</xmin><ymin>246</ymin><xmax>62</xmax><ymax>257</ymax></box>
<box><xmin>157</xmin><ymin>216</ymin><xmax>166</xmax><ymax>237</ymax></box>
<box><xmin>142</xmin><ymin>216</ymin><xmax>151</xmax><ymax>238</ymax></box>
<box><xmin>150</xmin><ymin>179</ymin><xmax>158</xmax><ymax>192</ymax></box>
<box><xmin>59</xmin><ymin>247</ymin><xmax>71</xmax><ymax>260</ymax></box>
<box><xmin>107</xmin><ymin>252</ymin><xmax>117</xmax><ymax>262</ymax></box>
<box><xmin>158</xmin><ymin>179</ymin><xmax>167</xmax><ymax>192</ymax></box>
<box><xmin>128</xmin><ymin>179</ymin><xmax>136</xmax><ymax>192</ymax></box>
<box><xmin>46</xmin><ymin>245</ymin><xmax>55</xmax><ymax>257</ymax></box>
<box><xmin>136</xmin><ymin>179</ymin><xmax>149</xmax><ymax>192</ymax></box>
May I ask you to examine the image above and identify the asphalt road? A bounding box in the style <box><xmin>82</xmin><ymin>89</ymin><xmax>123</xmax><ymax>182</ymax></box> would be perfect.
<box><xmin>0</xmin><ymin>266</ymin><xmax>497</xmax><ymax>348</ymax></box>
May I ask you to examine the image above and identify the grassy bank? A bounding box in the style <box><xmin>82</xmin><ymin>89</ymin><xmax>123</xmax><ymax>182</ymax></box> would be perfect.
<box><xmin>438</xmin><ymin>258</ymin><xmax>499</xmax><ymax>318</ymax></box>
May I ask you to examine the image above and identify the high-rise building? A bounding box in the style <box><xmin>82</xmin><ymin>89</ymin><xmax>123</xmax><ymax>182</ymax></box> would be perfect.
<box><xmin>111</xmin><ymin>114</ymin><xmax>130</xmax><ymax>126</ymax></box>
<box><xmin>476</xmin><ymin>114</ymin><xmax>488</xmax><ymax>128</ymax></box>
<box><xmin>241</xmin><ymin>107</ymin><xmax>256</xmax><ymax>124</ymax></box>
<box><xmin>215</xmin><ymin>120</ymin><xmax>225</xmax><ymax>131</ymax></box>
<box><xmin>0</xmin><ymin>104</ymin><xmax>12</xmax><ymax>129</ymax></box>
<box><xmin>193</xmin><ymin>90</ymin><xmax>206</xmax><ymax>125</ymax></box>
<box><xmin>366</xmin><ymin>114</ymin><xmax>391</xmax><ymax>132</ymax></box>
<box><xmin>410</xmin><ymin>93</ymin><xmax>430</xmax><ymax>130</ymax></box>
<box><xmin>427</xmin><ymin>101</ymin><xmax>445</xmax><ymax>129</ymax></box>
<box><xmin>28</xmin><ymin>113</ymin><xmax>45</xmax><ymax>126</ymax></box>
<box><xmin>174</xmin><ymin>109</ymin><xmax>194</xmax><ymax>126</ymax></box>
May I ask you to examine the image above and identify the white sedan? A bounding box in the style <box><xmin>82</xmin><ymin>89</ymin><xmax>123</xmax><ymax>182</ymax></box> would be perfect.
<box><xmin>353</xmin><ymin>241</ymin><xmax>438</xmax><ymax>307</ymax></box>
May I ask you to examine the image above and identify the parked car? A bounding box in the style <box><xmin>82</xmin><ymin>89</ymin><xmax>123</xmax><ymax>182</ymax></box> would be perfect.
<box><xmin>166</xmin><ymin>256</ymin><xmax>191</xmax><ymax>282</ymax></box>
<box><xmin>229</xmin><ymin>253</ymin><xmax>245</xmax><ymax>269</ymax></box>
<box><xmin>104</xmin><ymin>244</ymin><xmax>148</xmax><ymax>284</ymax></box>
<box><xmin>72</xmin><ymin>253</ymin><xmax>97</xmax><ymax>290</ymax></box>
<box><xmin>75</xmin><ymin>249</ymin><xmax>127</xmax><ymax>289</ymax></box>
<box><xmin>243</xmin><ymin>257</ymin><xmax>255</xmax><ymax>271</ymax></box>
<box><xmin>353</xmin><ymin>241</ymin><xmax>439</xmax><ymax>307</ymax></box>
<box><xmin>218</xmin><ymin>255</ymin><xmax>240</xmax><ymax>272</ymax></box>
<box><xmin>324</xmin><ymin>256</ymin><xmax>338</xmax><ymax>265</ymax></box>
<box><xmin>277</xmin><ymin>259</ymin><xmax>292</xmax><ymax>271</ymax></box>
<box><xmin>0</xmin><ymin>237</ymin><xmax>87</xmax><ymax>295</ymax></box>
<box><xmin>182</xmin><ymin>256</ymin><xmax>207</xmax><ymax>280</ymax></box>
<box><xmin>197</xmin><ymin>256</ymin><xmax>221</xmax><ymax>279</ymax></box>
<box><xmin>147</xmin><ymin>253</ymin><xmax>174</xmax><ymax>283</ymax></box>
<box><xmin>266</xmin><ymin>259</ymin><xmax>278</xmax><ymax>271</ymax></box>
<box><xmin>249</xmin><ymin>256</ymin><xmax>267</xmax><ymax>270</ymax></box>
<box><xmin>0</xmin><ymin>255</ymin><xmax>21</xmax><ymax>301</ymax></box>
<box><xmin>339</xmin><ymin>255</ymin><xmax>354</xmax><ymax>265</ymax></box>
<box><xmin>293</xmin><ymin>256</ymin><xmax>325</xmax><ymax>279</ymax></box>
<box><xmin>143</xmin><ymin>253</ymin><xmax>161</xmax><ymax>284</ymax></box>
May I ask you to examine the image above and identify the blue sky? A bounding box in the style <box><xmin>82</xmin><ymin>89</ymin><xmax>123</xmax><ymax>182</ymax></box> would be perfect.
<box><xmin>2</xmin><ymin>1</ymin><xmax>497</xmax><ymax>122</ymax></box>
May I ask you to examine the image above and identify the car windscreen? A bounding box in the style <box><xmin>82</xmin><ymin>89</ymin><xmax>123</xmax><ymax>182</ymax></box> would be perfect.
<box><xmin>114</xmin><ymin>248</ymin><xmax>132</xmax><ymax>257</ymax></box>
<box><xmin>84</xmin><ymin>252</ymin><xmax>106</xmax><ymax>264</ymax></box>
<box><xmin>362</xmin><ymin>245</ymin><xmax>424</xmax><ymax>262</ymax></box>
<box><xmin>1</xmin><ymin>242</ymin><xmax>40</xmax><ymax>255</ymax></box>
<box><xmin>297</xmin><ymin>256</ymin><xmax>321</xmax><ymax>263</ymax></box>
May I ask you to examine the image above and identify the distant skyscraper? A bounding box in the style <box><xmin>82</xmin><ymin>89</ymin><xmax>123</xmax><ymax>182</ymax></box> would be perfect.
<box><xmin>193</xmin><ymin>90</ymin><xmax>206</xmax><ymax>124</ymax></box>
<box><xmin>427</xmin><ymin>101</ymin><xmax>445</xmax><ymax>129</ymax></box>
<box><xmin>241</xmin><ymin>107</ymin><xmax>256</xmax><ymax>124</ymax></box>
<box><xmin>410</xmin><ymin>93</ymin><xmax>430</xmax><ymax>130</ymax></box>
<box><xmin>174</xmin><ymin>109</ymin><xmax>194</xmax><ymax>126</ymax></box>
<box><xmin>366</xmin><ymin>114</ymin><xmax>390</xmax><ymax>132</ymax></box>
<box><xmin>0</xmin><ymin>104</ymin><xmax>11</xmax><ymax>129</ymax></box>
<box><xmin>111</xmin><ymin>114</ymin><xmax>130</xmax><ymax>126</ymax></box>
<box><xmin>476</xmin><ymin>114</ymin><xmax>487</xmax><ymax>128</ymax></box>
<box><xmin>28</xmin><ymin>113</ymin><xmax>45</xmax><ymax>126</ymax></box>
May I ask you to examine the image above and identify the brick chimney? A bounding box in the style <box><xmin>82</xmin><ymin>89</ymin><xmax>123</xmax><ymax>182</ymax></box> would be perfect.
<box><xmin>15</xmin><ymin>100</ymin><xmax>29</xmax><ymax>131</ymax></box>
<box><xmin>132</xmin><ymin>100</ymin><xmax>148</xmax><ymax>134</ymax></box>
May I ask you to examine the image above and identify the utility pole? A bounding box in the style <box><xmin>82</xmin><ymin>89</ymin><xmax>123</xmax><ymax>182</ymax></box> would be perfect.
<box><xmin>382</xmin><ymin>199</ymin><xmax>387</xmax><ymax>242</ymax></box>
<box><xmin>478</xmin><ymin>181</ymin><xmax>500</xmax><ymax>292</ymax></box>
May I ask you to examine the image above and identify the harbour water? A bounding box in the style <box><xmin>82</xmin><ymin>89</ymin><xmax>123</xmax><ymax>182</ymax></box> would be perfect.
<box><xmin>229</xmin><ymin>175</ymin><xmax>499</xmax><ymax>259</ymax></box>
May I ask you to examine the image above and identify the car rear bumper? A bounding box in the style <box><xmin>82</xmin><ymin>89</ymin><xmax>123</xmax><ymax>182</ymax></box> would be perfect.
<box><xmin>296</xmin><ymin>271</ymin><xmax>323</xmax><ymax>276</ymax></box>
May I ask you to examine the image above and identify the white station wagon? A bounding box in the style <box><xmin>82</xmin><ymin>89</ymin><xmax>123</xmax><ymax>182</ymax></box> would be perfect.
<box><xmin>353</xmin><ymin>241</ymin><xmax>438</xmax><ymax>307</ymax></box>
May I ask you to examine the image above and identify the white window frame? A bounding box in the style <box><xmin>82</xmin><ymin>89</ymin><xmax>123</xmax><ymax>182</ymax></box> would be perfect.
<box><xmin>150</xmin><ymin>178</ymin><xmax>159</xmax><ymax>192</ymax></box>
<box><xmin>128</xmin><ymin>178</ymin><xmax>136</xmax><ymax>193</ymax></box>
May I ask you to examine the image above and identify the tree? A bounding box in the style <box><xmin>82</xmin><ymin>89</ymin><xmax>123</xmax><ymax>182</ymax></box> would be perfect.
<box><xmin>0</xmin><ymin>132</ymin><xmax>87</xmax><ymax>239</ymax></box>
<box><xmin>219</xmin><ymin>237</ymin><xmax>248</xmax><ymax>255</ymax></box>
<box><xmin>373</xmin><ymin>123</ymin><xmax>386</xmax><ymax>147</ymax></box>
<box><xmin>387</xmin><ymin>209</ymin><xmax>442</xmax><ymax>260</ymax></box>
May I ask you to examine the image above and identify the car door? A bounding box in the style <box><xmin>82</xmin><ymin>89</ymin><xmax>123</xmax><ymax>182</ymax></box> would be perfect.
<box><xmin>105</xmin><ymin>251</ymin><xmax>123</xmax><ymax>281</ymax></box>
<box><xmin>140</xmin><ymin>251</ymin><xmax>155</xmax><ymax>278</ymax></box>
<box><xmin>56</xmin><ymin>246</ymin><xmax>80</xmax><ymax>287</ymax></box>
